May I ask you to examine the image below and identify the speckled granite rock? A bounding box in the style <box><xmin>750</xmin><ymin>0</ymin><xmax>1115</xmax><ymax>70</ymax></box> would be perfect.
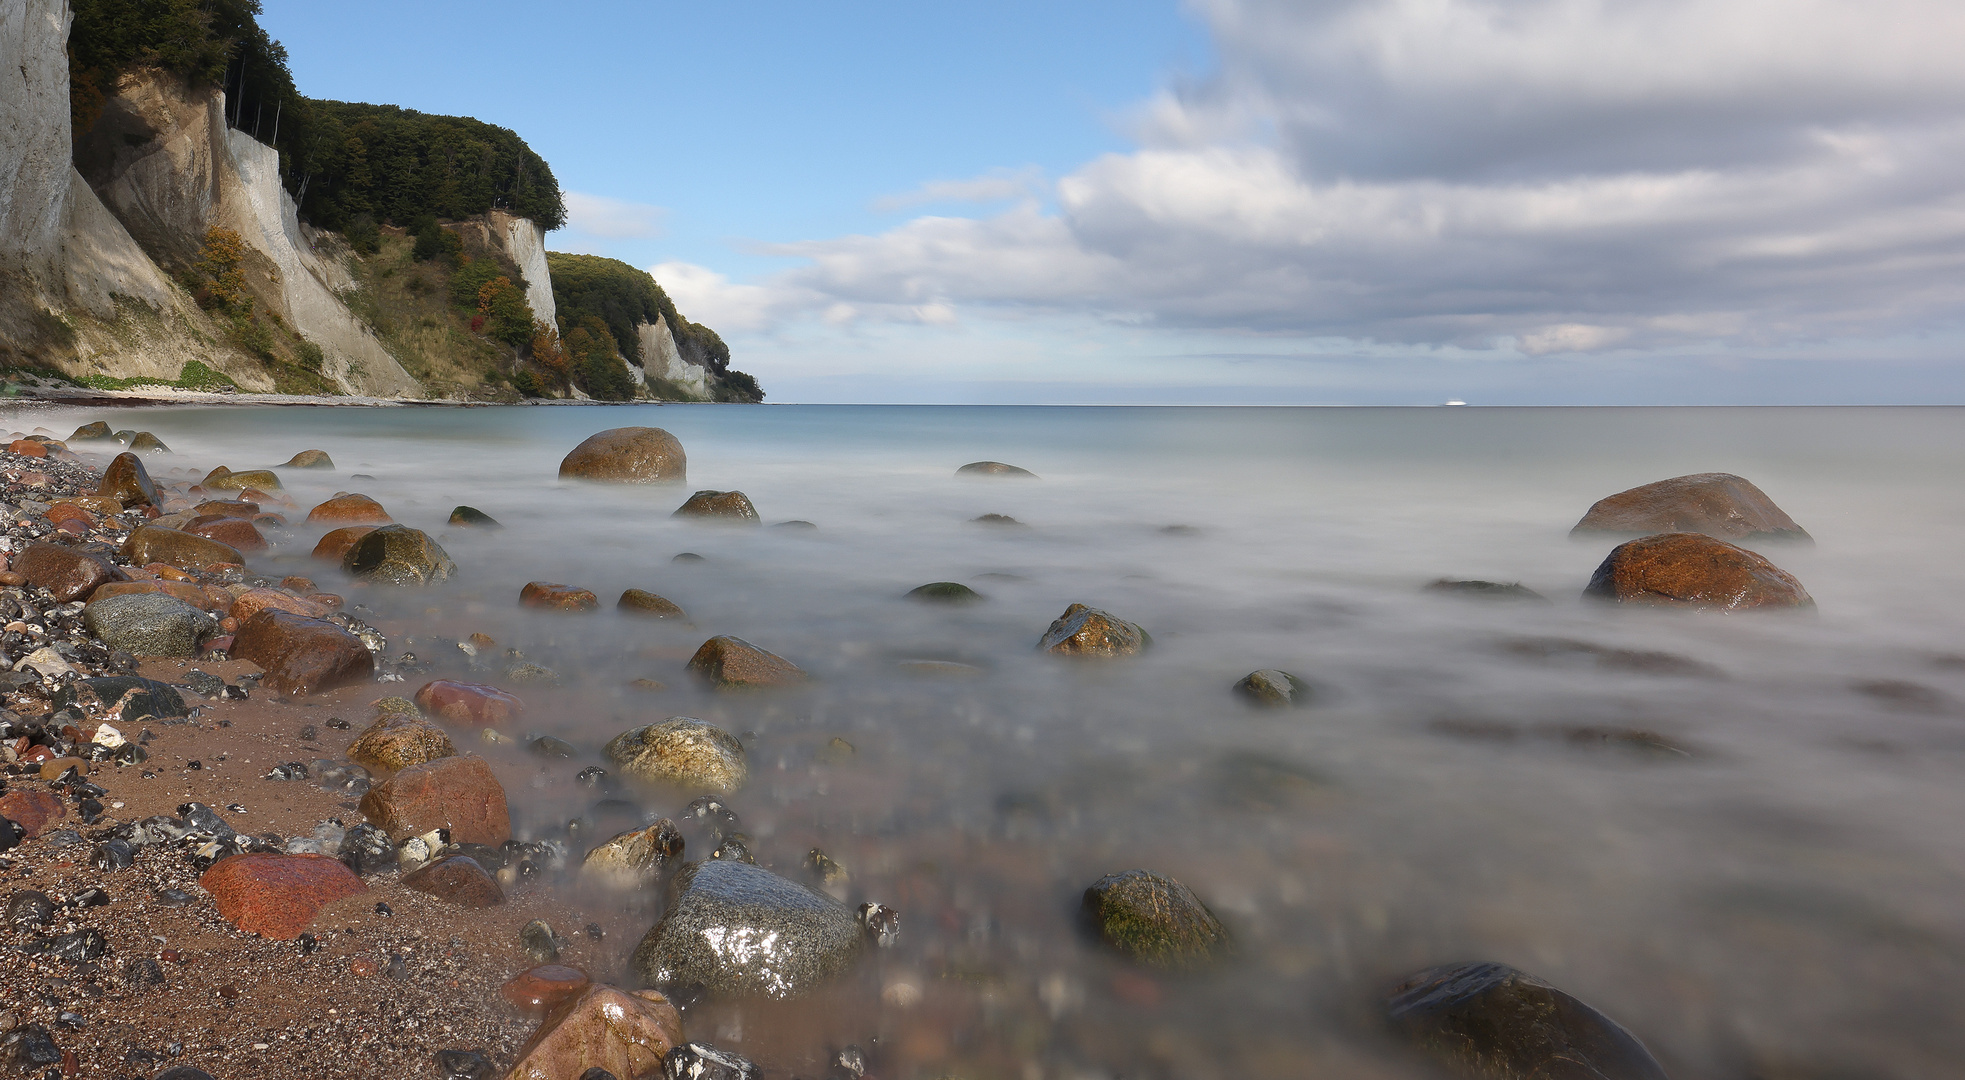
<box><xmin>604</xmin><ymin>719</ymin><xmax>749</xmax><ymax>793</ymax></box>
<box><xmin>631</xmin><ymin>859</ymin><xmax>865</xmax><ymax>998</ymax></box>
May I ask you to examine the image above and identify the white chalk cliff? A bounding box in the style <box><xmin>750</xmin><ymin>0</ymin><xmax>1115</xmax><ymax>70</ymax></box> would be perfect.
<box><xmin>635</xmin><ymin>315</ymin><xmax>711</xmax><ymax>399</ymax></box>
<box><xmin>489</xmin><ymin>210</ymin><xmax>556</xmax><ymax>331</ymax></box>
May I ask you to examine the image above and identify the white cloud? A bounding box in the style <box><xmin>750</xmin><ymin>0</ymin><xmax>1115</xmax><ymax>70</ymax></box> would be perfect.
<box><xmin>870</xmin><ymin>167</ymin><xmax>1048</xmax><ymax>213</ymax></box>
<box><xmin>558</xmin><ymin>192</ymin><xmax>668</xmax><ymax>241</ymax></box>
<box><xmin>694</xmin><ymin>0</ymin><xmax>1965</xmax><ymax>360</ymax></box>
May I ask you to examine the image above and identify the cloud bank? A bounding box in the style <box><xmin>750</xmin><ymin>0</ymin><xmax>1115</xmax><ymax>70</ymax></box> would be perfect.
<box><xmin>666</xmin><ymin>0</ymin><xmax>1965</xmax><ymax>358</ymax></box>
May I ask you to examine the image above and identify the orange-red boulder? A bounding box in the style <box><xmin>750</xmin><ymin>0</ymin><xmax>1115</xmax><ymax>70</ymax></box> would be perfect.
<box><xmin>229</xmin><ymin>587</ymin><xmax>331</xmax><ymax>624</ymax></box>
<box><xmin>520</xmin><ymin>582</ymin><xmax>600</xmax><ymax>612</ymax></box>
<box><xmin>687</xmin><ymin>636</ymin><xmax>808</xmax><ymax>689</ymax></box>
<box><xmin>201</xmin><ymin>853</ymin><xmax>366</xmax><ymax>940</ymax></box>
<box><xmin>311</xmin><ymin>525</ymin><xmax>378</xmax><ymax>562</ymax></box>
<box><xmin>413</xmin><ymin>680</ymin><xmax>523</xmax><ymax>728</ymax></box>
<box><xmin>1583</xmin><ymin>533</ymin><xmax>1814</xmax><ymax>611</ymax></box>
<box><xmin>0</xmin><ymin>791</ymin><xmax>66</xmax><ymax>837</ymax></box>
<box><xmin>505</xmin><ymin>985</ymin><xmax>683</xmax><ymax>1080</ymax></box>
<box><xmin>358</xmin><ymin>755</ymin><xmax>511</xmax><ymax>845</ymax></box>
<box><xmin>401</xmin><ymin>854</ymin><xmax>504</xmax><ymax>907</ymax></box>
<box><xmin>501</xmin><ymin>965</ymin><xmax>592</xmax><ymax>1018</ymax></box>
<box><xmin>558</xmin><ymin>427</ymin><xmax>687</xmax><ymax>485</ymax></box>
<box><xmin>307</xmin><ymin>493</ymin><xmax>392</xmax><ymax>525</ymax></box>
<box><xmin>185</xmin><ymin>515</ymin><xmax>269</xmax><ymax>552</ymax></box>
<box><xmin>13</xmin><ymin>542</ymin><xmax>126</xmax><ymax>602</ymax></box>
<box><xmin>231</xmin><ymin>610</ymin><xmax>376</xmax><ymax>697</ymax></box>
<box><xmin>1572</xmin><ymin>473</ymin><xmax>1810</xmax><ymax>543</ymax></box>
<box><xmin>8</xmin><ymin>439</ymin><xmax>46</xmax><ymax>457</ymax></box>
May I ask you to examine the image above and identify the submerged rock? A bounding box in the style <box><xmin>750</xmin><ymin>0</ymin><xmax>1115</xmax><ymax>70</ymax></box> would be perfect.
<box><xmin>1572</xmin><ymin>472</ymin><xmax>1810</xmax><ymax>544</ymax></box>
<box><xmin>1082</xmin><ymin>870</ymin><xmax>1228</xmax><ymax>967</ymax></box>
<box><xmin>69</xmin><ymin>421</ymin><xmax>113</xmax><ymax>442</ymax></box>
<box><xmin>1234</xmin><ymin>669</ymin><xmax>1311</xmax><ymax>707</ymax></box>
<box><xmin>402</xmin><ymin>855</ymin><xmax>503</xmax><ymax>907</ymax></box>
<box><xmin>342</xmin><ymin>524</ymin><xmax>457</xmax><ymax>586</ymax></box>
<box><xmin>414</xmin><ymin>680</ymin><xmax>523</xmax><ymax>728</ymax></box>
<box><xmin>687</xmin><ymin>636</ymin><xmax>807</xmax><ymax>689</ymax></box>
<box><xmin>956</xmin><ymin>461</ymin><xmax>1037</xmax><ymax>478</ymax></box>
<box><xmin>128</xmin><ymin>431</ymin><xmax>169</xmax><ymax>454</ymax></box>
<box><xmin>348</xmin><ymin>713</ymin><xmax>456</xmax><ymax>773</ymax></box>
<box><xmin>203</xmin><ymin>467</ymin><xmax>283</xmax><ymax>492</ymax></box>
<box><xmin>631</xmin><ymin>858</ymin><xmax>865</xmax><ymax>998</ymax></box>
<box><xmin>1386</xmin><ymin>961</ymin><xmax>1669</xmax><ymax>1080</ymax></box>
<box><xmin>84</xmin><ymin>593</ymin><xmax>216</xmax><ymax>657</ymax></box>
<box><xmin>906</xmin><ymin>581</ymin><xmax>984</xmax><ymax>604</ymax></box>
<box><xmin>1038</xmin><ymin>604</ymin><xmax>1149</xmax><ymax>657</ymax></box>
<box><xmin>281</xmin><ymin>449</ymin><xmax>335</xmax><ymax>469</ymax></box>
<box><xmin>185</xmin><ymin>515</ymin><xmax>267</xmax><ymax>552</ymax></box>
<box><xmin>312</xmin><ymin>525</ymin><xmax>379</xmax><ymax>563</ymax></box>
<box><xmin>507</xmin><ymin>984</ymin><xmax>683</xmax><ymax>1080</ymax></box>
<box><xmin>582</xmin><ymin>819</ymin><xmax>685</xmax><ymax>890</ymax></box>
<box><xmin>618</xmin><ymin>589</ymin><xmax>687</xmax><ymax>619</ymax></box>
<box><xmin>307</xmin><ymin>493</ymin><xmax>392</xmax><ymax>525</ymax></box>
<box><xmin>672</xmin><ymin>490</ymin><xmax>761</xmax><ymax>524</ymax></box>
<box><xmin>560</xmin><ymin>427</ymin><xmax>688</xmax><ymax>484</ymax></box>
<box><xmin>1425</xmin><ymin>579</ymin><xmax>1548</xmax><ymax>602</ymax></box>
<box><xmin>521</xmin><ymin>581</ymin><xmax>601</xmax><ymax>612</ymax></box>
<box><xmin>604</xmin><ymin>719</ymin><xmax>749</xmax><ymax>792</ymax></box>
<box><xmin>97</xmin><ymin>451</ymin><xmax>158</xmax><ymax>506</ymax></box>
<box><xmin>448</xmin><ymin>505</ymin><xmax>500</xmax><ymax>528</ymax></box>
<box><xmin>1584</xmin><ymin>533</ymin><xmax>1813</xmax><ymax>611</ymax></box>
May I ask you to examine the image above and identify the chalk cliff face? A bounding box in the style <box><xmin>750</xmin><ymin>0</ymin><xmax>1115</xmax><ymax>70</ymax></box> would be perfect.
<box><xmin>0</xmin><ymin>0</ymin><xmax>72</xmax><ymax>291</ymax></box>
<box><xmin>489</xmin><ymin>210</ymin><xmax>556</xmax><ymax>330</ymax></box>
<box><xmin>635</xmin><ymin>315</ymin><xmax>712</xmax><ymax>399</ymax></box>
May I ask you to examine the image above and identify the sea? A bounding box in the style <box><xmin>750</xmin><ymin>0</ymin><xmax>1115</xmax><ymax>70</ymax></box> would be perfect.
<box><xmin>17</xmin><ymin>402</ymin><xmax>1965</xmax><ymax>1079</ymax></box>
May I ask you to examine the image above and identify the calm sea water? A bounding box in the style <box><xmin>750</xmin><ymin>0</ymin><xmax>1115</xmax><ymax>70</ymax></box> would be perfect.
<box><xmin>22</xmin><ymin>403</ymin><xmax>1965</xmax><ymax>1078</ymax></box>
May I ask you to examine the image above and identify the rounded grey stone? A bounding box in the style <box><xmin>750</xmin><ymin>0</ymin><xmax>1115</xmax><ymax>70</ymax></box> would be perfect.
<box><xmin>604</xmin><ymin>718</ymin><xmax>748</xmax><ymax>792</ymax></box>
<box><xmin>631</xmin><ymin>858</ymin><xmax>864</xmax><ymax>998</ymax></box>
<box><xmin>83</xmin><ymin>593</ymin><xmax>217</xmax><ymax>658</ymax></box>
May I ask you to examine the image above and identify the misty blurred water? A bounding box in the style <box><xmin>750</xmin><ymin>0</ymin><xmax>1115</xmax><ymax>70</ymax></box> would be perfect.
<box><xmin>29</xmin><ymin>403</ymin><xmax>1965</xmax><ymax>1079</ymax></box>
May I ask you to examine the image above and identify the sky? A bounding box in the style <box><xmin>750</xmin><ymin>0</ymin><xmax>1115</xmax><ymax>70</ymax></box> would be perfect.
<box><xmin>261</xmin><ymin>0</ymin><xmax>1965</xmax><ymax>404</ymax></box>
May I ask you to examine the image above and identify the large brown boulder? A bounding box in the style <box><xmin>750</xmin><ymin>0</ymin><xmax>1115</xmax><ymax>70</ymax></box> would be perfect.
<box><xmin>604</xmin><ymin>718</ymin><xmax>749</xmax><ymax>792</ymax></box>
<box><xmin>520</xmin><ymin>582</ymin><xmax>600</xmax><ymax>612</ymax></box>
<box><xmin>1039</xmin><ymin>604</ymin><xmax>1150</xmax><ymax>657</ymax></box>
<box><xmin>359</xmin><ymin>755</ymin><xmax>511</xmax><ymax>845</ymax></box>
<box><xmin>413</xmin><ymin>680</ymin><xmax>523</xmax><ymax>728</ymax></box>
<box><xmin>13</xmin><ymin>542</ymin><xmax>126</xmax><ymax>602</ymax></box>
<box><xmin>202</xmin><ymin>467</ymin><xmax>283</xmax><ymax>492</ymax></box>
<box><xmin>121</xmin><ymin>525</ymin><xmax>245</xmax><ymax>573</ymax></box>
<box><xmin>505</xmin><ymin>985</ymin><xmax>683</xmax><ymax>1080</ymax></box>
<box><xmin>687</xmin><ymin>635</ymin><xmax>807</xmax><ymax>689</ymax></box>
<box><xmin>559</xmin><ymin>427</ymin><xmax>687</xmax><ymax>484</ymax></box>
<box><xmin>228</xmin><ymin>587</ymin><xmax>330</xmax><ymax>624</ymax></box>
<box><xmin>618</xmin><ymin>589</ymin><xmax>687</xmax><ymax>619</ymax></box>
<box><xmin>311</xmin><ymin>525</ymin><xmax>378</xmax><ymax>563</ymax></box>
<box><xmin>1572</xmin><ymin>473</ymin><xmax>1809</xmax><ymax>543</ymax></box>
<box><xmin>341</xmin><ymin>524</ymin><xmax>456</xmax><ymax>586</ymax></box>
<box><xmin>96</xmin><ymin>451</ymin><xmax>158</xmax><ymax>507</ymax></box>
<box><xmin>232</xmin><ymin>610</ymin><xmax>376</xmax><ymax>696</ymax></box>
<box><xmin>200</xmin><ymin>853</ymin><xmax>366</xmax><ymax>941</ymax></box>
<box><xmin>1387</xmin><ymin>961</ymin><xmax>1668</xmax><ymax>1080</ymax></box>
<box><xmin>1584</xmin><ymin>533</ymin><xmax>1813</xmax><ymax>611</ymax></box>
<box><xmin>184</xmin><ymin>515</ymin><xmax>268</xmax><ymax>552</ymax></box>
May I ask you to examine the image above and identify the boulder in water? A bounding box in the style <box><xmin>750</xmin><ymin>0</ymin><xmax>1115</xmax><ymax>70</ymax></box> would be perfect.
<box><xmin>1082</xmin><ymin>870</ymin><xmax>1228</xmax><ymax>967</ymax></box>
<box><xmin>1571</xmin><ymin>472</ymin><xmax>1809</xmax><ymax>543</ymax></box>
<box><xmin>957</xmin><ymin>461</ymin><xmax>1037</xmax><ymax>478</ymax></box>
<box><xmin>185</xmin><ymin>515</ymin><xmax>267</xmax><ymax>552</ymax></box>
<box><xmin>559</xmin><ymin>427</ymin><xmax>687</xmax><ymax>484</ymax></box>
<box><xmin>414</xmin><ymin>680</ymin><xmax>523</xmax><ymax>728</ymax></box>
<box><xmin>1039</xmin><ymin>604</ymin><xmax>1149</xmax><ymax>657</ymax></box>
<box><xmin>203</xmin><ymin>467</ymin><xmax>282</xmax><ymax>491</ymax></box>
<box><xmin>1234</xmin><ymin>669</ymin><xmax>1311</xmax><ymax>707</ymax></box>
<box><xmin>581</xmin><ymin>819</ymin><xmax>684</xmax><ymax>890</ymax></box>
<box><xmin>68</xmin><ymin>422</ymin><xmax>112</xmax><ymax>442</ymax></box>
<box><xmin>1584</xmin><ymin>533</ymin><xmax>1813</xmax><ymax>611</ymax></box>
<box><xmin>1386</xmin><ymin>961</ymin><xmax>1669</xmax><ymax>1080</ymax></box>
<box><xmin>342</xmin><ymin>525</ymin><xmax>456</xmax><ymax>586</ymax></box>
<box><xmin>673</xmin><ymin>490</ymin><xmax>761</xmax><ymax>524</ymax></box>
<box><xmin>505</xmin><ymin>984</ymin><xmax>683</xmax><ymax>1080</ymax></box>
<box><xmin>349</xmin><ymin>713</ymin><xmax>455</xmax><ymax>772</ymax></box>
<box><xmin>618</xmin><ymin>589</ymin><xmax>687</xmax><ymax>619</ymax></box>
<box><xmin>1425</xmin><ymin>579</ymin><xmax>1548</xmax><ymax>602</ymax></box>
<box><xmin>631</xmin><ymin>858</ymin><xmax>865</xmax><ymax>998</ymax></box>
<box><xmin>306</xmin><ymin>493</ymin><xmax>391</xmax><ymax>525</ymax></box>
<box><xmin>604</xmin><ymin>718</ymin><xmax>749</xmax><ymax>792</ymax></box>
<box><xmin>96</xmin><ymin>451</ymin><xmax>158</xmax><ymax>506</ymax></box>
<box><xmin>281</xmin><ymin>449</ymin><xmax>334</xmax><ymax>469</ymax></box>
<box><xmin>231</xmin><ymin>610</ymin><xmax>376</xmax><ymax>697</ymax></box>
<box><xmin>687</xmin><ymin>636</ymin><xmax>807</xmax><ymax>689</ymax></box>
<box><xmin>521</xmin><ymin>581</ymin><xmax>600</xmax><ymax>612</ymax></box>
<box><xmin>358</xmin><ymin>755</ymin><xmax>511</xmax><ymax>845</ymax></box>
<box><xmin>449</xmin><ymin>505</ymin><xmax>501</xmax><ymax>528</ymax></box>
<box><xmin>906</xmin><ymin>581</ymin><xmax>983</xmax><ymax>604</ymax></box>
<box><xmin>121</xmin><ymin>526</ymin><xmax>245</xmax><ymax>573</ymax></box>
<box><xmin>128</xmin><ymin>431</ymin><xmax>169</xmax><ymax>454</ymax></box>
<box><xmin>312</xmin><ymin>525</ymin><xmax>378</xmax><ymax>563</ymax></box>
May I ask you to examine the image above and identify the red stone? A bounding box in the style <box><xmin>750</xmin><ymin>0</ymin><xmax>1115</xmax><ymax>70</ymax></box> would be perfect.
<box><xmin>312</xmin><ymin>525</ymin><xmax>378</xmax><ymax>563</ymax></box>
<box><xmin>200</xmin><ymin>852</ymin><xmax>367</xmax><ymax>941</ymax></box>
<box><xmin>520</xmin><ymin>581</ymin><xmax>601</xmax><ymax>612</ymax></box>
<box><xmin>358</xmin><ymin>755</ymin><xmax>511</xmax><ymax>845</ymax></box>
<box><xmin>508</xmin><ymin>985</ymin><xmax>684</xmax><ymax>1080</ymax></box>
<box><xmin>401</xmin><ymin>855</ymin><xmax>504</xmax><ymax>907</ymax></box>
<box><xmin>501</xmin><ymin>965</ymin><xmax>592</xmax><ymax>1017</ymax></box>
<box><xmin>13</xmin><ymin>542</ymin><xmax>126</xmax><ymax>602</ymax></box>
<box><xmin>231</xmin><ymin>609</ymin><xmax>376</xmax><ymax>698</ymax></box>
<box><xmin>8</xmin><ymin>439</ymin><xmax>47</xmax><ymax>457</ymax></box>
<box><xmin>306</xmin><ymin>493</ymin><xmax>392</xmax><ymax>525</ymax></box>
<box><xmin>1584</xmin><ymin>533</ymin><xmax>1815</xmax><ymax>611</ymax></box>
<box><xmin>413</xmin><ymin>680</ymin><xmax>523</xmax><ymax>728</ymax></box>
<box><xmin>229</xmin><ymin>587</ymin><xmax>330</xmax><ymax>624</ymax></box>
<box><xmin>0</xmin><ymin>790</ymin><xmax>66</xmax><ymax>837</ymax></box>
<box><xmin>185</xmin><ymin>516</ymin><xmax>269</xmax><ymax>553</ymax></box>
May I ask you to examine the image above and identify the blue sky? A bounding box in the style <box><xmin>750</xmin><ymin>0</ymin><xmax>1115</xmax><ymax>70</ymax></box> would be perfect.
<box><xmin>263</xmin><ymin>0</ymin><xmax>1965</xmax><ymax>404</ymax></box>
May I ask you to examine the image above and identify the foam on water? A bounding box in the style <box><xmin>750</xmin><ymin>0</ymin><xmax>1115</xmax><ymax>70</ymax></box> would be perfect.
<box><xmin>30</xmin><ymin>403</ymin><xmax>1965</xmax><ymax>1077</ymax></box>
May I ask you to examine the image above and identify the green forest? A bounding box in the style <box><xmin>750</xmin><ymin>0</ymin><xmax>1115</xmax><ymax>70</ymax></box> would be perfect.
<box><xmin>549</xmin><ymin>254</ymin><xmax>762</xmax><ymax>402</ymax></box>
<box><xmin>67</xmin><ymin>0</ymin><xmax>564</xmax><ymax>233</ymax></box>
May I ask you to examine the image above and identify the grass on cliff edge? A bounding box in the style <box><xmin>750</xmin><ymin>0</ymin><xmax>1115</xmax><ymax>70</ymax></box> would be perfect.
<box><xmin>341</xmin><ymin>229</ymin><xmax>522</xmax><ymax>401</ymax></box>
<box><xmin>78</xmin><ymin>359</ymin><xmax>239</xmax><ymax>393</ymax></box>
